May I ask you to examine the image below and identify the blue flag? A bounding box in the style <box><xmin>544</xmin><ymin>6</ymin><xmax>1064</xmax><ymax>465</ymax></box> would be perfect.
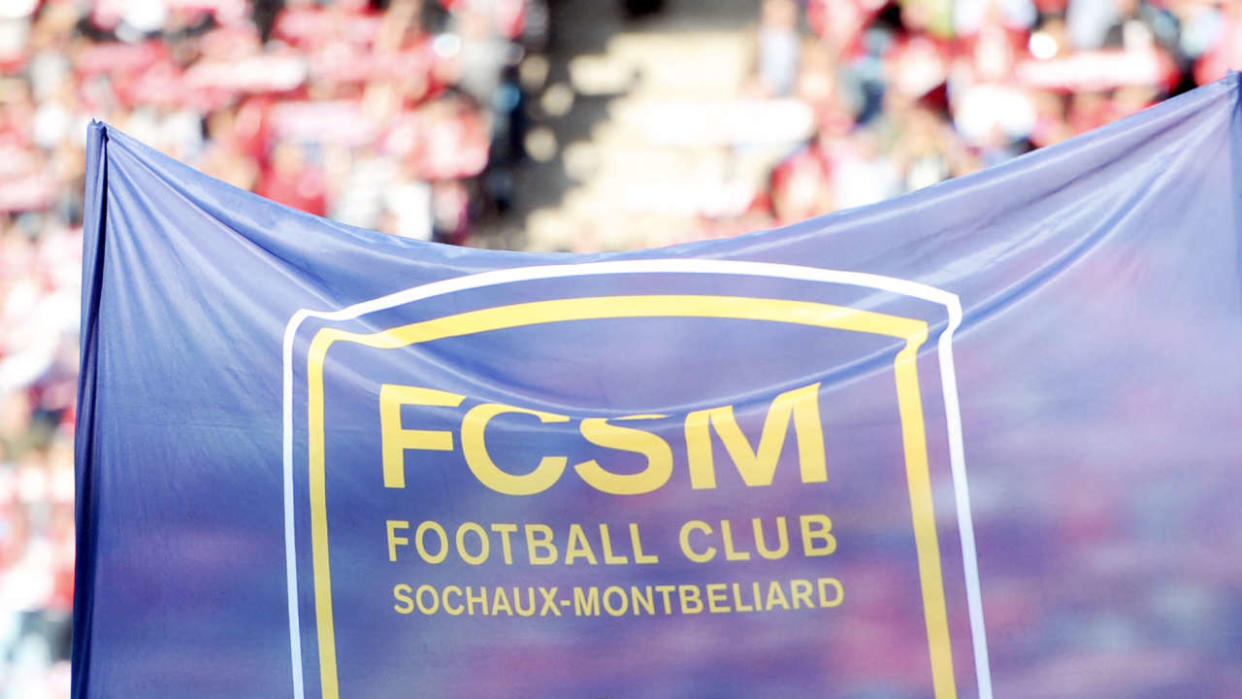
<box><xmin>75</xmin><ymin>76</ymin><xmax>1242</xmax><ymax>698</ymax></box>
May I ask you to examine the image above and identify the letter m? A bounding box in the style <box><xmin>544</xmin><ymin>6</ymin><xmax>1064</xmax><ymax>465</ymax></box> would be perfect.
<box><xmin>686</xmin><ymin>383</ymin><xmax>826</xmax><ymax>489</ymax></box>
<box><xmin>572</xmin><ymin>587</ymin><xmax>600</xmax><ymax>616</ymax></box>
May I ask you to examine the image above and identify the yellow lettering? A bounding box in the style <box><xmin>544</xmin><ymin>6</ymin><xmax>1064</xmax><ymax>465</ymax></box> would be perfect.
<box><xmin>720</xmin><ymin>520</ymin><xmax>751</xmax><ymax>561</ymax></box>
<box><xmin>790</xmin><ymin>579</ymin><xmax>814</xmax><ymax>609</ymax></box>
<box><xmin>393</xmin><ymin>584</ymin><xmax>414</xmax><ymax>614</ymax></box>
<box><xmin>688</xmin><ymin>383</ymin><xmax>826</xmax><ymax>489</ymax></box>
<box><xmin>465</xmin><ymin>586</ymin><xmax>488</xmax><ymax>615</ymax></box>
<box><xmin>631</xmin><ymin>586</ymin><xmax>655</xmax><ymax>615</ymax></box>
<box><xmin>565</xmin><ymin>524</ymin><xmax>598</xmax><ymax>565</ymax></box>
<box><xmin>539</xmin><ymin>587</ymin><xmax>561</xmax><ymax>616</ymax></box>
<box><xmin>574</xmin><ymin>415</ymin><xmax>672</xmax><ymax>495</ymax></box>
<box><xmin>455</xmin><ymin>521</ymin><xmax>489</xmax><ymax>565</ymax></box>
<box><xmin>684</xmin><ymin>409</ymin><xmax>713</xmax><ymax>488</ymax></box>
<box><xmin>603</xmin><ymin>586</ymin><xmax>628</xmax><ymax>616</ymax></box>
<box><xmin>415</xmin><ymin>521</ymin><xmax>448</xmax><ymax>564</ymax></box>
<box><xmin>679</xmin><ymin>520</ymin><xmax>716</xmax><ymax>562</ymax></box>
<box><xmin>491</xmin><ymin>587</ymin><xmax>513</xmax><ymax>616</ymax></box>
<box><xmin>443</xmin><ymin>586</ymin><xmax>464</xmax><ymax>616</ymax></box>
<box><xmin>490</xmin><ymin>523</ymin><xmax>517</xmax><ymax>564</ymax></box>
<box><xmin>799</xmin><ymin>514</ymin><xmax>837</xmax><ymax>557</ymax></box>
<box><xmin>513</xmin><ymin>587</ymin><xmax>536</xmax><ymax>617</ymax></box>
<box><xmin>416</xmin><ymin>584</ymin><xmax>439</xmax><ymax>614</ymax></box>
<box><xmin>461</xmin><ymin>402</ymin><xmax>570</xmax><ymax>495</ymax></box>
<box><xmin>678</xmin><ymin>585</ymin><xmax>704</xmax><ymax>614</ymax></box>
<box><xmin>525</xmin><ymin>524</ymin><xmax>558</xmax><ymax>565</ymax></box>
<box><xmin>753</xmin><ymin>516</ymin><xmax>789</xmax><ymax>560</ymax></box>
<box><xmin>379</xmin><ymin>385</ymin><xmax>465</xmax><ymax>489</ymax></box>
<box><xmin>573</xmin><ymin>587</ymin><xmax>599</xmax><ymax>616</ymax></box>
<box><xmin>630</xmin><ymin>523</ymin><xmax>659</xmax><ymax>564</ymax></box>
<box><xmin>655</xmin><ymin>585</ymin><xmax>676</xmax><ymax>614</ymax></box>
<box><xmin>818</xmin><ymin>577</ymin><xmax>844</xmax><ymax>608</ymax></box>
<box><xmin>386</xmin><ymin>520</ymin><xmax>409</xmax><ymax>562</ymax></box>
<box><xmin>598</xmin><ymin>524</ymin><xmax>629</xmax><ymax>565</ymax></box>
<box><xmin>765</xmin><ymin>581</ymin><xmax>790</xmax><ymax>610</ymax></box>
<box><xmin>731</xmin><ymin>582</ymin><xmax>754</xmax><ymax>612</ymax></box>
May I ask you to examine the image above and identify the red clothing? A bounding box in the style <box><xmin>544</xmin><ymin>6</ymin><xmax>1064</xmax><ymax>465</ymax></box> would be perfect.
<box><xmin>256</xmin><ymin>167</ymin><xmax>327</xmax><ymax>216</ymax></box>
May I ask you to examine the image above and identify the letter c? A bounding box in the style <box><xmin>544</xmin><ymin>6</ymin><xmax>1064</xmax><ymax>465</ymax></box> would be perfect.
<box><xmin>461</xmin><ymin>403</ymin><xmax>570</xmax><ymax>495</ymax></box>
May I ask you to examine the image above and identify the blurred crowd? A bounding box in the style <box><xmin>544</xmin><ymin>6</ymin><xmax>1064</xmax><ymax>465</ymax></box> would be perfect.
<box><xmin>701</xmin><ymin>0</ymin><xmax>1239</xmax><ymax>236</ymax></box>
<box><xmin>0</xmin><ymin>0</ymin><xmax>1239</xmax><ymax>695</ymax></box>
<box><xmin>1</xmin><ymin>0</ymin><xmax>543</xmax><ymax>694</ymax></box>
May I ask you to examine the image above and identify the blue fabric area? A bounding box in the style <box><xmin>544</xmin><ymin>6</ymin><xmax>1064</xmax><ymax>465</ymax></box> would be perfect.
<box><xmin>74</xmin><ymin>76</ymin><xmax>1242</xmax><ymax>698</ymax></box>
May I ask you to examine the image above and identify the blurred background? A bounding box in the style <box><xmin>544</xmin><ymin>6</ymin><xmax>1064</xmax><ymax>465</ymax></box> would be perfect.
<box><xmin>0</xmin><ymin>0</ymin><xmax>1237</xmax><ymax>695</ymax></box>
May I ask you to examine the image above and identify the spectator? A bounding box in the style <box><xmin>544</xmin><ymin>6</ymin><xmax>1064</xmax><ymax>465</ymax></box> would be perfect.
<box><xmin>0</xmin><ymin>1</ymin><xmax>540</xmax><ymax>692</ymax></box>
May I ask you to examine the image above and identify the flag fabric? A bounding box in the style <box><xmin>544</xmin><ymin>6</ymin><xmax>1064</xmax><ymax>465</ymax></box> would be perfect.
<box><xmin>74</xmin><ymin>76</ymin><xmax>1242</xmax><ymax>698</ymax></box>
